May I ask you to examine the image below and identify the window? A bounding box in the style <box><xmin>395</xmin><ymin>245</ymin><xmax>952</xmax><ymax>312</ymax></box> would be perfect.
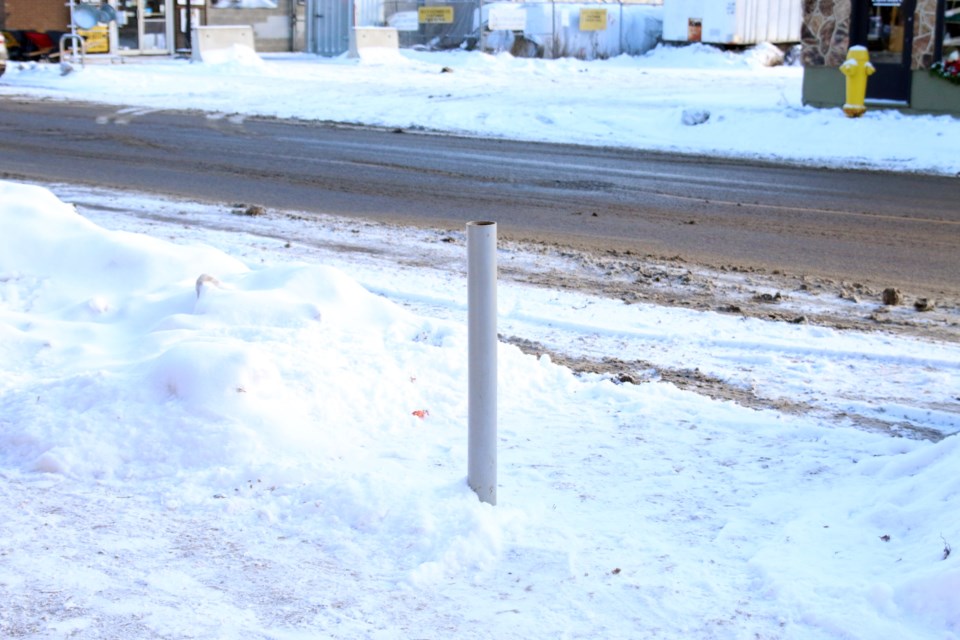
<box><xmin>945</xmin><ymin>0</ymin><xmax>960</xmax><ymax>54</ymax></box>
<box><xmin>211</xmin><ymin>0</ymin><xmax>279</xmax><ymax>8</ymax></box>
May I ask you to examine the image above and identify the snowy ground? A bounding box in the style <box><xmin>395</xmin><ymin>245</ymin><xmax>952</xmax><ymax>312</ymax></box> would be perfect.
<box><xmin>1</xmin><ymin>46</ymin><xmax>959</xmax><ymax>639</ymax></box>
<box><xmin>2</xmin><ymin>178</ymin><xmax>959</xmax><ymax>640</ymax></box>
<box><xmin>0</xmin><ymin>44</ymin><xmax>958</xmax><ymax>175</ymax></box>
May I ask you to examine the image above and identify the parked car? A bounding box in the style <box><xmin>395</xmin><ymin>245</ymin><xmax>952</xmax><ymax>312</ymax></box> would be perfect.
<box><xmin>0</xmin><ymin>32</ymin><xmax>8</xmax><ymax>77</ymax></box>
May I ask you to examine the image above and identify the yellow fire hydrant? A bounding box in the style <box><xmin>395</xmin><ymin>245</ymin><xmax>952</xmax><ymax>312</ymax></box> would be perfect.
<box><xmin>839</xmin><ymin>46</ymin><xmax>875</xmax><ymax>118</ymax></box>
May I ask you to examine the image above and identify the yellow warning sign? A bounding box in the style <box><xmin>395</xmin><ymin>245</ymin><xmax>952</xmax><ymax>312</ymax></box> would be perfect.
<box><xmin>418</xmin><ymin>6</ymin><xmax>455</xmax><ymax>24</ymax></box>
<box><xmin>579</xmin><ymin>8</ymin><xmax>608</xmax><ymax>31</ymax></box>
<box><xmin>78</xmin><ymin>25</ymin><xmax>109</xmax><ymax>53</ymax></box>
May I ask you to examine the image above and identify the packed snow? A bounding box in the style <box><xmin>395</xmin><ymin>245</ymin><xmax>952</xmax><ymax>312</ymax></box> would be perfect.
<box><xmin>0</xmin><ymin>44</ymin><xmax>959</xmax><ymax>639</ymax></box>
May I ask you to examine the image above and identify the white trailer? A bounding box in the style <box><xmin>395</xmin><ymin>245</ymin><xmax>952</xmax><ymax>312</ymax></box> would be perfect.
<box><xmin>663</xmin><ymin>0</ymin><xmax>801</xmax><ymax>45</ymax></box>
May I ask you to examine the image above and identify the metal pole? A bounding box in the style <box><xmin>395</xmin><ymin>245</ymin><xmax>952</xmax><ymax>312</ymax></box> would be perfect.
<box><xmin>289</xmin><ymin>0</ymin><xmax>296</xmax><ymax>52</ymax></box>
<box><xmin>68</xmin><ymin>0</ymin><xmax>78</xmax><ymax>59</ymax></box>
<box><xmin>551</xmin><ymin>0</ymin><xmax>556</xmax><ymax>59</ymax></box>
<box><xmin>478</xmin><ymin>0</ymin><xmax>484</xmax><ymax>53</ymax></box>
<box><xmin>185</xmin><ymin>0</ymin><xmax>193</xmax><ymax>54</ymax></box>
<box><xmin>467</xmin><ymin>221</ymin><xmax>497</xmax><ymax>506</ymax></box>
<box><xmin>619</xmin><ymin>2</ymin><xmax>623</xmax><ymax>56</ymax></box>
<box><xmin>305</xmin><ymin>0</ymin><xmax>315</xmax><ymax>54</ymax></box>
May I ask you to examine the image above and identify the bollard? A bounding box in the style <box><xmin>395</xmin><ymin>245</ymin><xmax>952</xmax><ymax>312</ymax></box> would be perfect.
<box><xmin>840</xmin><ymin>46</ymin><xmax>875</xmax><ymax>118</ymax></box>
<box><xmin>467</xmin><ymin>221</ymin><xmax>497</xmax><ymax>505</ymax></box>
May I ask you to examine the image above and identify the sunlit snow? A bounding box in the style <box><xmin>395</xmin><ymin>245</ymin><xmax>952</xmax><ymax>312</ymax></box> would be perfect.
<box><xmin>0</xmin><ymin>45</ymin><xmax>958</xmax><ymax>640</ymax></box>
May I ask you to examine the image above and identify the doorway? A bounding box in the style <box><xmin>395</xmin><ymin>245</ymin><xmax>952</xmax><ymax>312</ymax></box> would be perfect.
<box><xmin>117</xmin><ymin>0</ymin><xmax>173</xmax><ymax>53</ymax></box>
<box><xmin>850</xmin><ymin>0</ymin><xmax>916</xmax><ymax>102</ymax></box>
<box><xmin>308</xmin><ymin>0</ymin><xmax>352</xmax><ymax>56</ymax></box>
<box><xmin>173</xmin><ymin>0</ymin><xmax>207</xmax><ymax>54</ymax></box>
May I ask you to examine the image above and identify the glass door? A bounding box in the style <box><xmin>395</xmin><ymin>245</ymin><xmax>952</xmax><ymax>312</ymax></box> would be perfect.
<box><xmin>117</xmin><ymin>0</ymin><xmax>141</xmax><ymax>51</ymax></box>
<box><xmin>142</xmin><ymin>0</ymin><xmax>169</xmax><ymax>52</ymax></box>
<box><xmin>117</xmin><ymin>0</ymin><xmax>172</xmax><ymax>53</ymax></box>
<box><xmin>945</xmin><ymin>0</ymin><xmax>960</xmax><ymax>56</ymax></box>
<box><xmin>174</xmin><ymin>0</ymin><xmax>207</xmax><ymax>54</ymax></box>
<box><xmin>851</xmin><ymin>0</ymin><xmax>916</xmax><ymax>102</ymax></box>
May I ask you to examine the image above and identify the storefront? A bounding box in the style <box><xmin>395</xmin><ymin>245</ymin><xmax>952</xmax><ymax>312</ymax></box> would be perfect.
<box><xmin>2</xmin><ymin>0</ymin><xmax>304</xmax><ymax>57</ymax></box>
<box><xmin>802</xmin><ymin>0</ymin><xmax>960</xmax><ymax>114</ymax></box>
<box><xmin>116</xmin><ymin>0</ymin><xmax>170</xmax><ymax>53</ymax></box>
<box><xmin>120</xmin><ymin>0</ymin><xmax>308</xmax><ymax>54</ymax></box>
<box><xmin>116</xmin><ymin>0</ymin><xmax>207</xmax><ymax>54</ymax></box>
<box><xmin>0</xmin><ymin>0</ymin><xmax>204</xmax><ymax>56</ymax></box>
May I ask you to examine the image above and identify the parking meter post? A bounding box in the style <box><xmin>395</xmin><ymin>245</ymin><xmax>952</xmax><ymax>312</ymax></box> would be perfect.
<box><xmin>467</xmin><ymin>221</ymin><xmax>497</xmax><ymax>506</ymax></box>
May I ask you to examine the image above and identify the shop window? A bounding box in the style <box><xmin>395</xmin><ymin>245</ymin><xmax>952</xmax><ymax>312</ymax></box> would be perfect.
<box><xmin>211</xmin><ymin>0</ymin><xmax>279</xmax><ymax>7</ymax></box>
<box><xmin>945</xmin><ymin>0</ymin><xmax>960</xmax><ymax>55</ymax></box>
<box><xmin>865</xmin><ymin>4</ymin><xmax>908</xmax><ymax>64</ymax></box>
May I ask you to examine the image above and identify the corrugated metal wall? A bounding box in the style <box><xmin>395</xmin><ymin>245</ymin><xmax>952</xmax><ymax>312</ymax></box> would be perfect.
<box><xmin>309</xmin><ymin>0</ymin><xmax>352</xmax><ymax>55</ymax></box>
<box><xmin>729</xmin><ymin>0</ymin><xmax>801</xmax><ymax>44</ymax></box>
<box><xmin>664</xmin><ymin>0</ymin><xmax>800</xmax><ymax>44</ymax></box>
<box><xmin>354</xmin><ymin>0</ymin><xmax>384</xmax><ymax>27</ymax></box>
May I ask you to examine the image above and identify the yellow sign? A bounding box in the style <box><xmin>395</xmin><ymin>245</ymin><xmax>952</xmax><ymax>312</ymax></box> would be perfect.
<box><xmin>580</xmin><ymin>8</ymin><xmax>608</xmax><ymax>31</ymax></box>
<box><xmin>418</xmin><ymin>6</ymin><xmax>455</xmax><ymax>24</ymax></box>
<box><xmin>78</xmin><ymin>25</ymin><xmax>109</xmax><ymax>53</ymax></box>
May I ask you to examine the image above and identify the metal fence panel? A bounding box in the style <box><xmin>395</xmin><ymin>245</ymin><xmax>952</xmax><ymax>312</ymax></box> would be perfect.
<box><xmin>376</xmin><ymin>0</ymin><xmax>481</xmax><ymax>49</ymax></box>
<box><xmin>310</xmin><ymin>0</ymin><xmax>353</xmax><ymax>56</ymax></box>
<box><xmin>483</xmin><ymin>1</ymin><xmax>661</xmax><ymax>58</ymax></box>
<box><xmin>359</xmin><ymin>0</ymin><xmax>662</xmax><ymax>58</ymax></box>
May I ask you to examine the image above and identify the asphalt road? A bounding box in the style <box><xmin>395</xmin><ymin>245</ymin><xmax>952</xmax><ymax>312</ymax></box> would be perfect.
<box><xmin>1</xmin><ymin>98</ymin><xmax>958</xmax><ymax>293</ymax></box>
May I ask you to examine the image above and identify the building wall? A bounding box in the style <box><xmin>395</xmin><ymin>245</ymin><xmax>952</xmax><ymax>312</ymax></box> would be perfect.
<box><xmin>912</xmin><ymin>0</ymin><xmax>938</xmax><ymax>68</ymax></box>
<box><xmin>801</xmin><ymin>0</ymin><xmax>959</xmax><ymax>114</ymax></box>
<box><xmin>207</xmin><ymin>3</ymin><xmax>305</xmax><ymax>51</ymax></box>
<box><xmin>910</xmin><ymin>67</ymin><xmax>960</xmax><ymax>112</ymax></box>
<box><xmin>805</xmin><ymin>66</ymin><xmax>960</xmax><ymax>114</ymax></box>
<box><xmin>3</xmin><ymin>0</ymin><xmax>305</xmax><ymax>52</ymax></box>
<box><xmin>3</xmin><ymin>0</ymin><xmax>68</xmax><ymax>31</ymax></box>
<box><xmin>800</xmin><ymin>0</ymin><xmax>851</xmax><ymax>67</ymax></box>
<box><xmin>801</xmin><ymin>0</ymin><xmax>939</xmax><ymax>69</ymax></box>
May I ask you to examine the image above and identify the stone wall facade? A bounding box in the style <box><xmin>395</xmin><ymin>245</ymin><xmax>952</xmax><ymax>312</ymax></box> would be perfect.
<box><xmin>912</xmin><ymin>0</ymin><xmax>938</xmax><ymax>68</ymax></box>
<box><xmin>801</xmin><ymin>0</ymin><xmax>852</xmax><ymax>67</ymax></box>
<box><xmin>802</xmin><ymin>0</ymin><xmax>941</xmax><ymax>69</ymax></box>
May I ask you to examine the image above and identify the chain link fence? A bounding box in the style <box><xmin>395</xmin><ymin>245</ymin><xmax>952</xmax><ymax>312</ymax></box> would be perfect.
<box><xmin>364</xmin><ymin>0</ymin><xmax>661</xmax><ymax>59</ymax></box>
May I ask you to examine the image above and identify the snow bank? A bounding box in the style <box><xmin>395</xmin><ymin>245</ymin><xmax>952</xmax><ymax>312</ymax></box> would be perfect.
<box><xmin>1</xmin><ymin>181</ymin><xmax>958</xmax><ymax>639</ymax></box>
